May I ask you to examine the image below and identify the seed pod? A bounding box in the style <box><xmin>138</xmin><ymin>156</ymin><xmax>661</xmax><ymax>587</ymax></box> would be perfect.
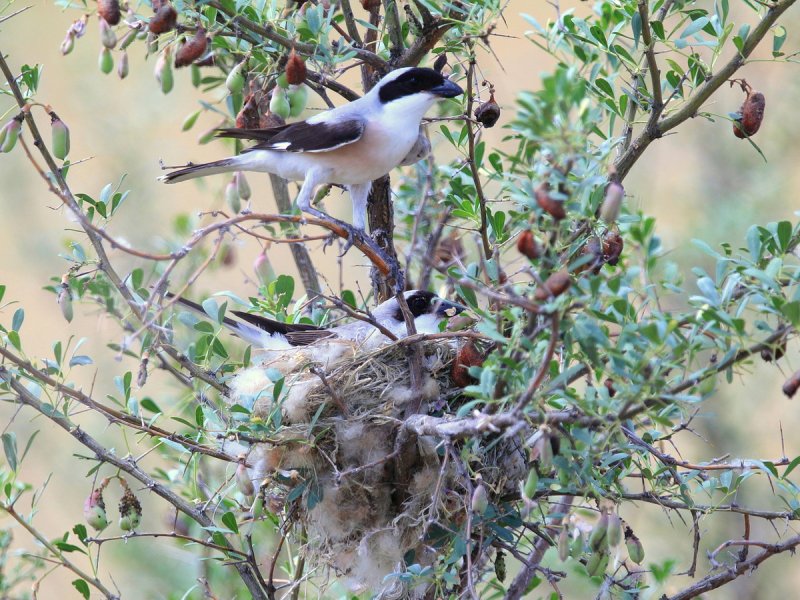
<box><xmin>558</xmin><ymin>527</ymin><xmax>570</xmax><ymax>561</ymax></box>
<box><xmin>226</xmin><ymin>178</ymin><xmax>241</xmax><ymax>214</ymax></box>
<box><xmin>474</xmin><ymin>93</ymin><xmax>500</xmax><ymax>128</ymax></box>
<box><xmin>516</xmin><ymin>229</ymin><xmax>540</xmax><ymax>260</ymax></box>
<box><xmin>83</xmin><ymin>479</ymin><xmax>110</xmax><ymax>531</ymax></box>
<box><xmin>236</xmin><ymin>461</ymin><xmax>255</xmax><ymax>497</ymax></box>
<box><xmin>522</xmin><ymin>469</ymin><xmax>538</xmax><ymax>500</ymax></box>
<box><xmin>118</xmin><ymin>479</ymin><xmax>143</xmax><ymax>531</ymax></box>
<box><xmin>761</xmin><ymin>340</ymin><xmax>786</xmax><ymax>362</ymax></box>
<box><xmin>190</xmin><ymin>64</ymin><xmax>202</xmax><ymax>87</ymax></box>
<box><xmin>534</xmin><ymin>270</ymin><xmax>571</xmax><ymax>301</ymax></box>
<box><xmin>471</xmin><ymin>483</ymin><xmax>488</xmax><ymax>514</ymax></box>
<box><xmin>585</xmin><ymin>551</ymin><xmax>608</xmax><ymax>577</ymax></box>
<box><xmin>235</xmin><ymin>171</ymin><xmax>251</xmax><ymax>201</ymax></box>
<box><xmin>535</xmin><ymin>182</ymin><xmax>566</xmax><ymax>220</ymax></box>
<box><xmin>287</xmin><ymin>84</ymin><xmax>309</xmax><ymax>117</ymax></box>
<box><xmin>99</xmin><ymin>17</ymin><xmax>117</xmax><ymax>49</ymax></box>
<box><xmin>625</xmin><ymin>526</ymin><xmax>644</xmax><ymax>564</ymax></box>
<box><xmin>734</xmin><ymin>90</ymin><xmax>766</xmax><ymax>138</ymax></box>
<box><xmin>494</xmin><ymin>550</ymin><xmax>506</xmax><ymax>582</ymax></box>
<box><xmin>603</xmin><ymin>378</ymin><xmax>616</xmax><ymax>398</ymax></box>
<box><xmin>276</xmin><ymin>71</ymin><xmax>289</xmax><ymax>89</ymax></box>
<box><xmin>57</xmin><ymin>275</ymin><xmax>73</xmax><ymax>322</ymax></box>
<box><xmin>600</xmin><ymin>181</ymin><xmax>624</xmax><ymax>223</ymax></box>
<box><xmin>360</xmin><ymin>0</ymin><xmax>380</xmax><ymax>9</ymax></box>
<box><xmin>269</xmin><ymin>88</ymin><xmax>291</xmax><ymax>119</ymax></box>
<box><xmin>433</xmin><ymin>52</ymin><xmax>447</xmax><ymax>73</ymax></box>
<box><xmin>260</xmin><ymin>109</ymin><xmax>286</xmax><ymax>129</ymax></box>
<box><xmin>589</xmin><ymin>512</ymin><xmax>609</xmax><ymax>552</ymax></box>
<box><xmin>49</xmin><ymin>111</ymin><xmax>70</xmax><ymax>160</ymax></box>
<box><xmin>60</xmin><ymin>34</ymin><xmax>75</xmax><ymax>55</ymax></box>
<box><xmin>0</xmin><ymin>116</ymin><xmax>22</xmax><ymax>153</ymax></box>
<box><xmin>98</xmin><ymin>0</ymin><xmax>121</xmax><ymax>25</ymax></box>
<box><xmin>575</xmin><ymin>236</ymin><xmax>603</xmax><ymax>275</ymax></box>
<box><xmin>607</xmin><ymin>513</ymin><xmax>622</xmax><ymax>547</ymax></box>
<box><xmin>175</xmin><ymin>28</ymin><xmax>207</xmax><ymax>68</ymax></box>
<box><xmin>254</xmin><ymin>248</ymin><xmax>275</xmax><ymax>283</ymax></box>
<box><xmin>149</xmin><ymin>3</ymin><xmax>177</xmax><ymax>34</ymax></box>
<box><xmin>118</xmin><ymin>27</ymin><xmax>138</xmax><ymax>50</ymax></box>
<box><xmin>602</xmin><ymin>230</ymin><xmax>623</xmax><ymax>266</ymax></box>
<box><xmin>71</xmin><ymin>15</ymin><xmax>88</xmax><ymax>38</ymax></box>
<box><xmin>117</xmin><ymin>50</ymin><xmax>129</xmax><ymax>79</ymax></box>
<box><xmin>226</xmin><ymin>61</ymin><xmax>246</xmax><ymax>94</ymax></box>
<box><xmin>451</xmin><ymin>340</ymin><xmax>483</xmax><ymax>387</ymax></box>
<box><xmin>98</xmin><ymin>47</ymin><xmax>114</xmax><ymax>74</ymax></box>
<box><xmin>236</xmin><ymin>93</ymin><xmax>261</xmax><ymax>129</ymax></box>
<box><xmin>285</xmin><ymin>48</ymin><xmax>307</xmax><ymax>85</ymax></box>
<box><xmin>782</xmin><ymin>370</ymin><xmax>800</xmax><ymax>398</ymax></box>
<box><xmin>155</xmin><ymin>49</ymin><xmax>173</xmax><ymax>94</ymax></box>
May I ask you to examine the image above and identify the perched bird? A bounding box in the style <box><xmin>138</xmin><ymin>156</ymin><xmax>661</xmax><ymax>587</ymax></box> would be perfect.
<box><xmin>160</xmin><ymin>67</ymin><xmax>462</xmax><ymax>238</ymax></box>
<box><xmin>170</xmin><ymin>289</ymin><xmax>465</xmax><ymax>350</ymax></box>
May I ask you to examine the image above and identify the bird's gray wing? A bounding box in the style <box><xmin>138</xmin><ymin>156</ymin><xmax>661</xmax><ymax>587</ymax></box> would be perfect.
<box><xmin>231</xmin><ymin>311</ymin><xmax>337</xmax><ymax>346</ymax></box>
<box><xmin>215</xmin><ymin>124</ymin><xmax>292</xmax><ymax>142</ymax></box>
<box><xmin>230</xmin><ymin>119</ymin><xmax>366</xmax><ymax>153</ymax></box>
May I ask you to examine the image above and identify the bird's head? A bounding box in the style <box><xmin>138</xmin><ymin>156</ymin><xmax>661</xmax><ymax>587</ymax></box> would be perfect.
<box><xmin>375</xmin><ymin>290</ymin><xmax>467</xmax><ymax>335</ymax></box>
<box><xmin>373</xmin><ymin>67</ymin><xmax>463</xmax><ymax>119</ymax></box>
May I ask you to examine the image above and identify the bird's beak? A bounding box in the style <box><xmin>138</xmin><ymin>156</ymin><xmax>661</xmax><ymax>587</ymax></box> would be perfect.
<box><xmin>435</xmin><ymin>299</ymin><xmax>467</xmax><ymax>318</ymax></box>
<box><xmin>430</xmin><ymin>78</ymin><xmax>463</xmax><ymax>98</ymax></box>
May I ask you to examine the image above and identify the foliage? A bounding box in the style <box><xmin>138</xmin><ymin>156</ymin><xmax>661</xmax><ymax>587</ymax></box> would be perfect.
<box><xmin>1</xmin><ymin>0</ymin><xmax>800</xmax><ymax>598</ymax></box>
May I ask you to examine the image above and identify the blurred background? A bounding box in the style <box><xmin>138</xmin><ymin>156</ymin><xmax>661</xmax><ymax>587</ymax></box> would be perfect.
<box><xmin>1</xmin><ymin>0</ymin><xmax>800</xmax><ymax>597</ymax></box>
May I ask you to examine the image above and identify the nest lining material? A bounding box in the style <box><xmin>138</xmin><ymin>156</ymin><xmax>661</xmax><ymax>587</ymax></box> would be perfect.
<box><xmin>225</xmin><ymin>339</ymin><xmax>528</xmax><ymax>597</ymax></box>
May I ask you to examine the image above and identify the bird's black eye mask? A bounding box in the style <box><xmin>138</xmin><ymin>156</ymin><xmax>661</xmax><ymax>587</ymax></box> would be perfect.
<box><xmin>378</xmin><ymin>68</ymin><xmax>447</xmax><ymax>103</ymax></box>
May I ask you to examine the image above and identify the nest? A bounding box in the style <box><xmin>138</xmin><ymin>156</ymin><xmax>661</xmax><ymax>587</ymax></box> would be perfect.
<box><xmin>224</xmin><ymin>340</ymin><xmax>528</xmax><ymax>598</ymax></box>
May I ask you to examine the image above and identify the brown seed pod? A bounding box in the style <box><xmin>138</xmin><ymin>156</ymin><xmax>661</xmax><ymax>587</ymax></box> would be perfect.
<box><xmin>360</xmin><ymin>0</ymin><xmax>380</xmax><ymax>9</ymax></box>
<box><xmin>602</xmin><ymin>230</ymin><xmax>624</xmax><ymax>266</ymax></box>
<box><xmin>734</xmin><ymin>89</ymin><xmax>766</xmax><ymax>138</ymax></box>
<box><xmin>604</xmin><ymin>378</ymin><xmax>616</xmax><ymax>397</ymax></box>
<box><xmin>451</xmin><ymin>340</ymin><xmax>484</xmax><ymax>387</ymax></box>
<box><xmin>575</xmin><ymin>236</ymin><xmax>603</xmax><ymax>275</ymax></box>
<box><xmin>98</xmin><ymin>0</ymin><xmax>121</xmax><ymax>25</ymax></box>
<box><xmin>782</xmin><ymin>370</ymin><xmax>800</xmax><ymax>398</ymax></box>
<box><xmin>236</xmin><ymin>93</ymin><xmax>262</xmax><ymax>129</ymax></box>
<box><xmin>260</xmin><ymin>109</ymin><xmax>286</xmax><ymax>129</ymax></box>
<box><xmin>534</xmin><ymin>270</ymin><xmax>571</xmax><ymax>301</ymax></box>
<box><xmin>517</xmin><ymin>229</ymin><xmax>540</xmax><ymax>261</ymax></box>
<box><xmin>761</xmin><ymin>340</ymin><xmax>786</xmax><ymax>362</ymax></box>
<box><xmin>285</xmin><ymin>48</ymin><xmax>307</xmax><ymax>85</ymax></box>
<box><xmin>535</xmin><ymin>182</ymin><xmax>566</xmax><ymax>220</ymax></box>
<box><xmin>195</xmin><ymin>53</ymin><xmax>215</xmax><ymax>67</ymax></box>
<box><xmin>474</xmin><ymin>93</ymin><xmax>500</xmax><ymax>128</ymax></box>
<box><xmin>149</xmin><ymin>3</ymin><xmax>177</xmax><ymax>34</ymax></box>
<box><xmin>174</xmin><ymin>28</ymin><xmax>207</xmax><ymax>68</ymax></box>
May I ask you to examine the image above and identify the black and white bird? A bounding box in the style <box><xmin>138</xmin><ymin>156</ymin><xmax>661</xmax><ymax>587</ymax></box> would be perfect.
<box><xmin>171</xmin><ymin>289</ymin><xmax>465</xmax><ymax>351</ymax></box>
<box><xmin>160</xmin><ymin>68</ymin><xmax>462</xmax><ymax>236</ymax></box>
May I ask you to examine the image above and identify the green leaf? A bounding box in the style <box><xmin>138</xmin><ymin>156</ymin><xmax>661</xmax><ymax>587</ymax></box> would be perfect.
<box><xmin>201</xmin><ymin>298</ymin><xmax>219</xmax><ymax>321</ymax></box>
<box><xmin>681</xmin><ymin>17</ymin><xmax>709</xmax><ymax>39</ymax></box>
<box><xmin>221</xmin><ymin>511</ymin><xmax>239</xmax><ymax>534</ymax></box>
<box><xmin>72</xmin><ymin>579</ymin><xmax>90</xmax><ymax>599</ymax></box>
<box><xmin>650</xmin><ymin>20</ymin><xmax>664</xmax><ymax>40</ymax></box>
<box><xmin>69</xmin><ymin>355</ymin><xmax>93</xmax><ymax>367</ymax></box>
<box><xmin>773</xmin><ymin>25</ymin><xmax>787</xmax><ymax>56</ymax></box>
<box><xmin>55</xmin><ymin>541</ymin><xmax>85</xmax><ymax>553</ymax></box>
<box><xmin>780</xmin><ymin>301</ymin><xmax>800</xmax><ymax>327</ymax></box>
<box><xmin>2</xmin><ymin>433</ymin><xmax>17</xmax><ymax>471</ymax></box>
<box><xmin>140</xmin><ymin>397</ymin><xmax>161</xmax><ymax>413</ymax></box>
<box><xmin>11</xmin><ymin>308</ymin><xmax>23</xmax><ymax>332</ymax></box>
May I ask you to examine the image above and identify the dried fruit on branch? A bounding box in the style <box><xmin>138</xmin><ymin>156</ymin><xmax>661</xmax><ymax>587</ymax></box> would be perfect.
<box><xmin>98</xmin><ymin>0</ymin><xmax>121</xmax><ymax>25</ymax></box>
<box><xmin>149</xmin><ymin>3</ymin><xmax>177</xmax><ymax>34</ymax></box>
<box><xmin>733</xmin><ymin>86</ymin><xmax>766</xmax><ymax>139</ymax></box>
<box><xmin>49</xmin><ymin>111</ymin><xmax>70</xmax><ymax>160</ymax></box>
<box><xmin>535</xmin><ymin>182</ymin><xmax>566</xmax><ymax>220</ymax></box>
<box><xmin>451</xmin><ymin>340</ymin><xmax>483</xmax><ymax>387</ymax></box>
<box><xmin>285</xmin><ymin>48</ymin><xmax>307</xmax><ymax>85</ymax></box>
<box><xmin>534</xmin><ymin>270</ymin><xmax>571</xmax><ymax>301</ymax></box>
<box><xmin>783</xmin><ymin>370</ymin><xmax>800</xmax><ymax>398</ymax></box>
<box><xmin>517</xmin><ymin>229</ymin><xmax>540</xmax><ymax>260</ymax></box>
<box><xmin>174</xmin><ymin>28</ymin><xmax>208</xmax><ymax>68</ymax></box>
<box><xmin>474</xmin><ymin>93</ymin><xmax>500</xmax><ymax>128</ymax></box>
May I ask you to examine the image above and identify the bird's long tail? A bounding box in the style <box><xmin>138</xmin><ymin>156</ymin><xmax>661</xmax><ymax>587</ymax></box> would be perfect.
<box><xmin>159</xmin><ymin>157</ymin><xmax>241</xmax><ymax>184</ymax></box>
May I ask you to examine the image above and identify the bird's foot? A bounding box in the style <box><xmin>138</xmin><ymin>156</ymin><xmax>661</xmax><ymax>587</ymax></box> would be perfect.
<box><xmin>337</xmin><ymin>224</ymin><xmax>368</xmax><ymax>257</ymax></box>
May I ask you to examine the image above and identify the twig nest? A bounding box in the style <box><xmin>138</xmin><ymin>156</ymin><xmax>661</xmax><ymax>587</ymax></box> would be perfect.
<box><xmin>224</xmin><ymin>339</ymin><xmax>527</xmax><ymax>595</ymax></box>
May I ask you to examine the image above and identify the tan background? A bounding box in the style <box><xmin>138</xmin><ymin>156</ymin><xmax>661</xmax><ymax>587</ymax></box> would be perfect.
<box><xmin>1</xmin><ymin>1</ymin><xmax>800</xmax><ymax>597</ymax></box>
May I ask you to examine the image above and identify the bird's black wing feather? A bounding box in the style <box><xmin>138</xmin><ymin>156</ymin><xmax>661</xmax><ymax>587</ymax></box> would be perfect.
<box><xmin>231</xmin><ymin>311</ymin><xmax>336</xmax><ymax>346</ymax></box>
<box><xmin>215</xmin><ymin>124</ymin><xmax>292</xmax><ymax>142</ymax></box>
<box><xmin>245</xmin><ymin>119</ymin><xmax>366</xmax><ymax>153</ymax></box>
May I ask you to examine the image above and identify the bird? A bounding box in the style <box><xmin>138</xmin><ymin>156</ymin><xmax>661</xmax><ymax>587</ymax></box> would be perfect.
<box><xmin>160</xmin><ymin>67</ymin><xmax>462</xmax><ymax>231</ymax></box>
<box><xmin>169</xmin><ymin>289</ymin><xmax>465</xmax><ymax>351</ymax></box>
